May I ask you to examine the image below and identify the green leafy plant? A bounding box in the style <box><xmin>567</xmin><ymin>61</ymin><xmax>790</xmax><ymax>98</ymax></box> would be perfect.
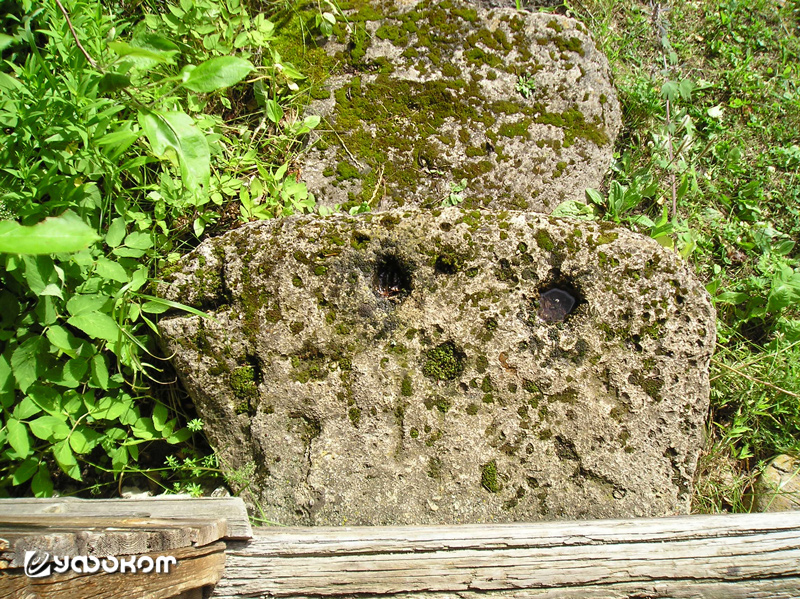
<box><xmin>514</xmin><ymin>74</ymin><xmax>536</xmax><ymax>99</ymax></box>
<box><xmin>441</xmin><ymin>178</ymin><xmax>468</xmax><ymax>207</ymax></box>
<box><xmin>0</xmin><ymin>0</ymin><xmax>317</xmax><ymax>497</ymax></box>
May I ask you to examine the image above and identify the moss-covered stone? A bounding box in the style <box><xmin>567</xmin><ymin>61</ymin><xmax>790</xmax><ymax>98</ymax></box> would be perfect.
<box><xmin>298</xmin><ymin>2</ymin><xmax>621</xmax><ymax>214</ymax></box>
<box><xmin>422</xmin><ymin>341</ymin><xmax>465</xmax><ymax>380</ymax></box>
<box><xmin>158</xmin><ymin>206</ymin><xmax>715</xmax><ymax>527</ymax></box>
<box><xmin>481</xmin><ymin>460</ymin><xmax>502</xmax><ymax>493</ymax></box>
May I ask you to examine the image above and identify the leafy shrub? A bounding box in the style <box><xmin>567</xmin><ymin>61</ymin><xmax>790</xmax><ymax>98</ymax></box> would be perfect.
<box><xmin>0</xmin><ymin>0</ymin><xmax>318</xmax><ymax>496</ymax></box>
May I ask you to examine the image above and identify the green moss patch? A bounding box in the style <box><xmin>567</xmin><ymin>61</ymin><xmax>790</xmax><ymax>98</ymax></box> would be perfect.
<box><xmin>481</xmin><ymin>460</ymin><xmax>502</xmax><ymax>493</ymax></box>
<box><xmin>422</xmin><ymin>341</ymin><xmax>466</xmax><ymax>380</ymax></box>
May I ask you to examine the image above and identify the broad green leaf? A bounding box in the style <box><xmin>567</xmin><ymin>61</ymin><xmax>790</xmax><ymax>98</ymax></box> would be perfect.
<box><xmin>13</xmin><ymin>396</ymin><xmax>41</xmax><ymax>420</ymax></box>
<box><xmin>109</xmin><ymin>41</ymin><xmax>172</xmax><ymax>62</ymax></box>
<box><xmin>768</xmin><ymin>271</ymin><xmax>800</xmax><ymax>312</ymax></box>
<box><xmin>109</xmin><ymin>32</ymin><xmax>179</xmax><ymax>71</ymax></box>
<box><xmin>47</xmin><ymin>325</ymin><xmax>82</xmax><ymax>357</ymax></box>
<box><xmin>551</xmin><ymin>200</ymin><xmax>596</xmax><ymax>220</ymax></box>
<box><xmin>0</xmin><ymin>211</ymin><xmax>100</xmax><ymax>254</ymax></box>
<box><xmin>105</xmin><ymin>427</ymin><xmax>127</xmax><ymax>441</ymax></box>
<box><xmin>132</xmin><ymin>416</ymin><xmax>157</xmax><ymax>440</ymax></box>
<box><xmin>35</xmin><ymin>296</ymin><xmax>59</xmax><ymax>326</ymax></box>
<box><xmin>166</xmin><ymin>427</ymin><xmax>192</xmax><ymax>444</ymax></box>
<box><xmin>62</xmin><ymin>389</ymin><xmax>84</xmax><ymax>414</ymax></box>
<box><xmin>130</xmin><ymin>267</ymin><xmax>149</xmax><ymax>292</ymax></box>
<box><xmin>31</xmin><ymin>465</ymin><xmax>53</xmax><ymax>497</ymax></box>
<box><xmin>21</xmin><ymin>255</ymin><xmax>57</xmax><ymax>295</ymax></box>
<box><xmin>773</xmin><ymin>239</ymin><xmax>796</xmax><ymax>256</ymax></box>
<box><xmin>61</xmin><ymin>358</ymin><xmax>89</xmax><ymax>386</ymax></box>
<box><xmin>716</xmin><ymin>291</ymin><xmax>750</xmax><ymax>305</ymax></box>
<box><xmin>6</xmin><ymin>418</ymin><xmax>31</xmax><ymax>457</ymax></box>
<box><xmin>105</xmin><ymin>218</ymin><xmax>126</xmax><ymax>247</ymax></box>
<box><xmin>0</xmin><ymin>34</ymin><xmax>14</xmax><ymax>51</ymax></box>
<box><xmin>110</xmin><ymin>445</ymin><xmax>129</xmax><ymax>472</ymax></box>
<box><xmin>67</xmin><ymin>293</ymin><xmax>109</xmax><ymax>316</ymax></box>
<box><xmin>69</xmin><ymin>426</ymin><xmax>102</xmax><ymax>454</ymax></box>
<box><xmin>95</xmin><ymin>257</ymin><xmax>129</xmax><ymax>282</ymax></box>
<box><xmin>92</xmin><ymin>396</ymin><xmax>131</xmax><ymax>421</ymax></box>
<box><xmin>585</xmin><ymin>188</ymin><xmax>604</xmax><ymax>206</ymax></box>
<box><xmin>265</xmin><ymin>99</ymin><xmax>283</xmax><ymax>125</ymax></box>
<box><xmin>29</xmin><ymin>415</ymin><xmax>70</xmax><ymax>441</ymax></box>
<box><xmin>11</xmin><ymin>336</ymin><xmax>44</xmax><ymax>393</ymax></box>
<box><xmin>98</xmin><ymin>72</ymin><xmax>132</xmax><ymax>94</ymax></box>
<box><xmin>124</xmin><ymin>231</ymin><xmax>153</xmax><ymax>250</ymax></box>
<box><xmin>181</xmin><ymin>56</ymin><xmax>254</xmax><ymax>93</ymax></box>
<box><xmin>112</xmin><ymin>247</ymin><xmax>146</xmax><ymax>259</ymax></box>
<box><xmin>0</xmin><ymin>354</ymin><xmax>12</xmax><ymax>393</ymax></box>
<box><xmin>138</xmin><ymin>109</ymin><xmax>210</xmax><ymax>198</ymax></box>
<box><xmin>12</xmin><ymin>457</ymin><xmax>39</xmax><ymax>485</ymax></box>
<box><xmin>90</xmin><ymin>353</ymin><xmax>109</xmax><ymax>390</ymax></box>
<box><xmin>53</xmin><ymin>440</ymin><xmax>81</xmax><ymax>480</ymax></box>
<box><xmin>152</xmin><ymin>402</ymin><xmax>169</xmax><ymax>432</ymax></box>
<box><xmin>67</xmin><ymin>313</ymin><xmax>120</xmax><ymax>344</ymax></box>
<box><xmin>27</xmin><ymin>385</ymin><xmax>61</xmax><ymax>415</ymax></box>
<box><xmin>39</xmin><ymin>283</ymin><xmax>63</xmax><ymax>299</ymax></box>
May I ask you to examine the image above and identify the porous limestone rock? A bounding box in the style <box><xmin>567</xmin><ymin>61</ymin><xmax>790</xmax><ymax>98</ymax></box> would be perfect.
<box><xmin>751</xmin><ymin>455</ymin><xmax>800</xmax><ymax>512</ymax></box>
<box><xmin>158</xmin><ymin>208</ymin><xmax>715</xmax><ymax>525</ymax></box>
<box><xmin>301</xmin><ymin>0</ymin><xmax>621</xmax><ymax>213</ymax></box>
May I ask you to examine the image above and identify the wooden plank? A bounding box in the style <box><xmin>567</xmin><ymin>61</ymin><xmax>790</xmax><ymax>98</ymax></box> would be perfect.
<box><xmin>212</xmin><ymin>512</ymin><xmax>800</xmax><ymax>598</ymax></box>
<box><xmin>0</xmin><ymin>516</ymin><xmax>227</xmax><ymax>567</ymax></box>
<box><xmin>0</xmin><ymin>497</ymin><xmax>251</xmax><ymax>540</ymax></box>
<box><xmin>0</xmin><ymin>515</ymin><xmax>227</xmax><ymax>546</ymax></box>
<box><xmin>0</xmin><ymin>541</ymin><xmax>226</xmax><ymax>599</ymax></box>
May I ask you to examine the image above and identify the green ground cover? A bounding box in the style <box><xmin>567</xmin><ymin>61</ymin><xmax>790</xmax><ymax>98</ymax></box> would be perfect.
<box><xmin>565</xmin><ymin>0</ymin><xmax>800</xmax><ymax>511</ymax></box>
<box><xmin>0</xmin><ymin>0</ymin><xmax>798</xmax><ymax>512</ymax></box>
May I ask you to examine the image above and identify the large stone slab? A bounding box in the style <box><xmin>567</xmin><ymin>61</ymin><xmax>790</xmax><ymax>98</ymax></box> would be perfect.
<box><xmin>158</xmin><ymin>209</ymin><xmax>714</xmax><ymax>525</ymax></box>
<box><xmin>302</xmin><ymin>1</ymin><xmax>621</xmax><ymax>213</ymax></box>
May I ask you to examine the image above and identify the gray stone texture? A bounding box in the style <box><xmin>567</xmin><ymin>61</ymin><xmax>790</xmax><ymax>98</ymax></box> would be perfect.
<box><xmin>301</xmin><ymin>1</ymin><xmax>621</xmax><ymax>213</ymax></box>
<box><xmin>157</xmin><ymin>208</ymin><xmax>715</xmax><ymax>525</ymax></box>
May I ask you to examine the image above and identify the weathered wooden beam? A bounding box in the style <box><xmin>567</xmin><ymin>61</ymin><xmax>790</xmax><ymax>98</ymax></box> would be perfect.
<box><xmin>0</xmin><ymin>496</ymin><xmax>252</xmax><ymax>540</ymax></box>
<box><xmin>0</xmin><ymin>515</ymin><xmax>227</xmax><ymax>568</ymax></box>
<box><xmin>0</xmin><ymin>541</ymin><xmax>226</xmax><ymax>599</ymax></box>
<box><xmin>213</xmin><ymin>512</ymin><xmax>800</xmax><ymax>598</ymax></box>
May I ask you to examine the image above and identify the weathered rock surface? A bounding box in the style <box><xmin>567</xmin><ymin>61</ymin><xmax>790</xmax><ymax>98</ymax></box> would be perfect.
<box><xmin>751</xmin><ymin>455</ymin><xmax>800</xmax><ymax>512</ymax></box>
<box><xmin>158</xmin><ymin>208</ymin><xmax>714</xmax><ymax>525</ymax></box>
<box><xmin>301</xmin><ymin>1</ymin><xmax>621</xmax><ymax>213</ymax></box>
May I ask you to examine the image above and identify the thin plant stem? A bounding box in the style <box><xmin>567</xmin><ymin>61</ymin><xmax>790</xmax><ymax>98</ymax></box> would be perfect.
<box><xmin>712</xmin><ymin>358</ymin><xmax>800</xmax><ymax>399</ymax></box>
<box><xmin>54</xmin><ymin>0</ymin><xmax>98</xmax><ymax>69</ymax></box>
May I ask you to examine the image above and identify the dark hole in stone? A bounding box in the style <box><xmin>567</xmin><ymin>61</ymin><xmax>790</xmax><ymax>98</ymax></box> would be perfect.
<box><xmin>374</xmin><ymin>254</ymin><xmax>412</xmax><ymax>300</ymax></box>
<box><xmin>539</xmin><ymin>289</ymin><xmax>576</xmax><ymax>322</ymax></box>
<box><xmin>537</xmin><ymin>271</ymin><xmax>583</xmax><ymax>323</ymax></box>
<box><xmin>435</xmin><ymin>255</ymin><xmax>459</xmax><ymax>275</ymax></box>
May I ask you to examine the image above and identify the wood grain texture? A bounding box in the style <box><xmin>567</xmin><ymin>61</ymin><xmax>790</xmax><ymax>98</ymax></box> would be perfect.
<box><xmin>0</xmin><ymin>497</ymin><xmax>252</xmax><ymax>540</ymax></box>
<box><xmin>0</xmin><ymin>541</ymin><xmax>226</xmax><ymax>599</ymax></box>
<box><xmin>212</xmin><ymin>512</ymin><xmax>800</xmax><ymax>598</ymax></box>
<box><xmin>0</xmin><ymin>515</ymin><xmax>227</xmax><ymax>568</ymax></box>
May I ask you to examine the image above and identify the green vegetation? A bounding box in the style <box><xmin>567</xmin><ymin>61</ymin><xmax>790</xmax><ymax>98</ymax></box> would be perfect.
<box><xmin>422</xmin><ymin>342</ymin><xmax>466</xmax><ymax>380</ymax></box>
<box><xmin>568</xmin><ymin>0</ymin><xmax>800</xmax><ymax>511</ymax></box>
<box><xmin>0</xmin><ymin>0</ymin><xmax>328</xmax><ymax>497</ymax></box>
<box><xmin>481</xmin><ymin>460</ymin><xmax>501</xmax><ymax>493</ymax></box>
<box><xmin>3</xmin><ymin>0</ymin><xmax>798</xmax><ymax>515</ymax></box>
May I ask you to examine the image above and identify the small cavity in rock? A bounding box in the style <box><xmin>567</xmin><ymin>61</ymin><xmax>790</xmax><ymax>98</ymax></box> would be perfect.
<box><xmin>539</xmin><ymin>288</ymin><xmax>576</xmax><ymax>322</ymax></box>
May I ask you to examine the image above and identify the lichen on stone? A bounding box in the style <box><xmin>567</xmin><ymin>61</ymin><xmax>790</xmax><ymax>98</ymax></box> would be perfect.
<box><xmin>299</xmin><ymin>0</ymin><xmax>622</xmax><ymax>214</ymax></box>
